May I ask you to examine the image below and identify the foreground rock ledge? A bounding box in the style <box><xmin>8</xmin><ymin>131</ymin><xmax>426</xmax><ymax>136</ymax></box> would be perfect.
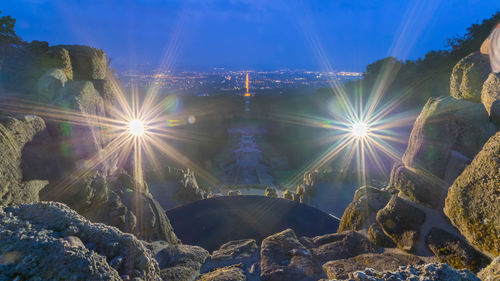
<box><xmin>0</xmin><ymin>202</ymin><xmax>161</xmax><ymax>281</ymax></box>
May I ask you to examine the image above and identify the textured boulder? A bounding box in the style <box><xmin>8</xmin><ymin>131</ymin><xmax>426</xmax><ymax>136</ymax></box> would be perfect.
<box><xmin>264</xmin><ymin>187</ymin><xmax>278</xmax><ymax>198</ymax></box>
<box><xmin>36</xmin><ymin>68</ymin><xmax>68</xmax><ymax>101</ymax></box>
<box><xmin>450</xmin><ymin>52</ymin><xmax>491</xmax><ymax>102</ymax></box>
<box><xmin>388</xmin><ymin>163</ymin><xmax>443</xmax><ymax>207</ymax></box>
<box><xmin>56</xmin><ymin>45</ymin><xmax>107</xmax><ymax>80</ymax></box>
<box><xmin>41</xmin><ymin>172</ymin><xmax>180</xmax><ymax>244</ymax></box>
<box><xmin>0</xmin><ymin>115</ymin><xmax>48</xmax><ymax>206</ymax></box>
<box><xmin>376</xmin><ymin>195</ymin><xmax>426</xmax><ymax>252</ymax></box>
<box><xmin>338</xmin><ymin>263</ymin><xmax>480</xmax><ymax>281</ymax></box>
<box><xmin>197</xmin><ymin>264</ymin><xmax>246</xmax><ymax>281</ymax></box>
<box><xmin>444</xmin><ymin>132</ymin><xmax>500</xmax><ymax>256</ymax></box>
<box><xmin>425</xmin><ymin>227</ymin><xmax>490</xmax><ymax>273</ymax></box>
<box><xmin>367</xmin><ymin>223</ymin><xmax>395</xmax><ymax>247</ymax></box>
<box><xmin>402</xmin><ymin>96</ymin><xmax>494</xmax><ymax>179</ymax></box>
<box><xmin>47</xmin><ymin>46</ymin><xmax>73</xmax><ymax>79</ymax></box>
<box><xmin>148</xmin><ymin>241</ymin><xmax>209</xmax><ymax>281</ymax></box>
<box><xmin>260</xmin><ymin>229</ymin><xmax>323</xmax><ymax>281</ymax></box>
<box><xmin>282</xmin><ymin>189</ymin><xmax>294</xmax><ymax>200</ymax></box>
<box><xmin>338</xmin><ymin>186</ymin><xmax>390</xmax><ymax>232</ymax></box>
<box><xmin>322</xmin><ymin>252</ymin><xmax>424</xmax><ymax>280</ymax></box>
<box><xmin>227</xmin><ymin>190</ymin><xmax>242</xmax><ymax>196</ymax></box>
<box><xmin>481</xmin><ymin>72</ymin><xmax>500</xmax><ymax>125</ymax></box>
<box><xmin>301</xmin><ymin>231</ymin><xmax>375</xmax><ymax>263</ymax></box>
<box><xmin>0</xmin><ymin>202</ymin><xmax>160</xmax><ymax>281</ymax></box>
<box><xmin>478</xmin><ymin>257</ymin><xmax>500</xmax><ymax>281</ymax></box>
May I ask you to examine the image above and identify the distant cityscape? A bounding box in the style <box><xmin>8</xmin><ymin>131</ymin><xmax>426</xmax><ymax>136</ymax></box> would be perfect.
<box><xmin>116</xmin><ymin>68</ymin><xmax>363</xmax><ymax>96</ymax></box>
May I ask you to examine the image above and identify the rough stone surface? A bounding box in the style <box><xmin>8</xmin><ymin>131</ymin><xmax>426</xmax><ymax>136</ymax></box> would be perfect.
<box><xmin>388</xmin><ymin>163</ymin><xmax>443</xmax><ymax>208</ymax></box>
<box><xmin>367</xmin><ymin>223</ymin><xmax>395</xmax><ymax>247</ymax></box>
<box><xmin>450</xmin><ymin>52</ymin><xmax>491</xmax><ymax>102</ymax></box>
<box><xmin>322</xmin><ymin>252</ymin><xmax>424</xmax><ymax>279</ymax></box>
<box><xmin>338</xmin><ymin>186</ymin><xmax>391</xmax><ymax>232</ymax></box>
<box><xmin>41</xmin><ymin>172</ymin><xmax>180</xmax><ymax>243</ymax></box>
<box><xmin>260</xmin><ymin>229</ymin><xmax>323</xmax><ymax>281</ymax></box>
<box><xmin>56</xmin><ymin>45</ymin><xmax>107</xmax><ymax>80</ymax></box>
<box><xmin>0</xmin><ymin>202</ymin><xmax>161</xmax><ymax>281</ymax></box>
<box><xmin>148</xmin><ymin>241</ymin><xmax>209</xmax><ymax>281</ymax></box>
<box><xmin>444</xmin><ymin>132</ymin><xmax>500</xmax><ymax>257</ymax></box>
<box><xmin>402</xmin><ymin>96</ymin><xmax>494</xmax><ymax>179</ymax></box>
<box><xmin>335</xmin><ymin>263</ymin><xmax>480</xmax><ymax>281</ymax></box>
<box><xmin>301</xmin><ymin>231</ymin><xmax>375</xmax><ymax>263</ymax></box>
<box><xmin>227</xmin><ymin>190</ymin><xmax>242</xmax><ymax>196</ymax></box>
<box><xmin>481</xmin><ymin>72</ymin><xmax>500</xmax><ymax>125</ymax></box>
<box><xmin>0</xmin><ymin>115</ymin><xmax>48</xmax><ymax>206</ymax></box>
<box><xmin>197</xmin><ymin>264</ymin><xmax>246</xmax><ymax>281</ymax></box>
<box><xmin>478</xmin><ymin>257</ymin><xmax>500</xmax><ymax>281</ymax></box>
<box><xmin>36</xmin><ymin>68</ymin><xmax>68</xmax><ymax>101</ymax></box>
<box><xmin>425</xmin><ymin>227</ymin><xmax>490</xmax><ymax>273</ymax></box>
<box><xmin>376</xmin><ymin>195</ymin><xmax>426</xmax><ymax>252</ymax></box>
<box><xmin>264</xmin><ymin>187</ymin><xmax>278</xmax><ymax>198</ymax></box>
<box><xmin>202</xmin><ymin>239</ymin><xmax>259</xmax><ymax>275</ymax></box>
<box><xmin>47</xmin><ymin>46</ymin><xmax>73</xmax><ymax>79</ymax></box>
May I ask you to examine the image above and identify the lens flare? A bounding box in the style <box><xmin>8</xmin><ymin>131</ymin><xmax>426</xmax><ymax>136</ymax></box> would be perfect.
<box><xmin>129</xmin><ymin>119</ymin><xmax>145</xmax><ymax>136</ymax></box>
<box><xmin>351</xmin><ymin>122</ymin><xmax>369</xmax><ymax>138</ymax></box>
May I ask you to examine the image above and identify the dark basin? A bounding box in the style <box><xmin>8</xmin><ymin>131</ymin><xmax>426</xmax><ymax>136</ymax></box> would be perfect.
<box><xmin>166</xmin><ymin>195</ymin><xmax>340</xmax><ymax>251</ymax></box>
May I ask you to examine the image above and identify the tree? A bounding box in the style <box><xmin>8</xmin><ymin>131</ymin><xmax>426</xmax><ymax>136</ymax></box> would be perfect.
<box><xmin>0</xmin><ymin>10</ymin><xmax>24</xmax><ymax>69</ymax></box>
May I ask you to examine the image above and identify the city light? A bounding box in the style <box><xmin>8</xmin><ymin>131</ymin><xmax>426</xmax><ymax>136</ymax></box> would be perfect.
<box><xmin>129</xmin><ymin>119</ymin><xmax>145</xmax><ymax>136</ymax></box>
<box><xmin>351</xmin><ymin>121</ymin><xmax>369</xmax><ymax>138</ymax></box>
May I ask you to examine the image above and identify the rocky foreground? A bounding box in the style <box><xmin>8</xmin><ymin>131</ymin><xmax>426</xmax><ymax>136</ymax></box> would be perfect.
<box><xmin>0</xmin><ymin>41</ymin><xmax>499</xmax><ymax>280</ymax></box>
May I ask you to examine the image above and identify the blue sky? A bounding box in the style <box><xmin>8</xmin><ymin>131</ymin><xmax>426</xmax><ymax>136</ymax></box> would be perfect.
<box><xmin>2</xmin><ymin>0</ymin><xmax>500</xmax><ymax>71</ymax></box>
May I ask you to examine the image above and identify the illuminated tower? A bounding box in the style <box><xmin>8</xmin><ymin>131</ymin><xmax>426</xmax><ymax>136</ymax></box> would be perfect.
<box><xmin>246</xmin><ymin>73</ymin><xmax>249</xmax><ymax>93</ymax></box>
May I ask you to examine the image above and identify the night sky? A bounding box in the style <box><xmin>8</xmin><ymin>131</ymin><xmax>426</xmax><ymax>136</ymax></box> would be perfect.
<box><xmin>2</xmin><ymin>0</ymin><xmax>499</xmax><ymax>71</ymax></box>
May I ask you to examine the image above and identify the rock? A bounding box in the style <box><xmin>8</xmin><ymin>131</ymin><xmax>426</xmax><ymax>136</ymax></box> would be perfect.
<box><xmin>148</xmin><ymin>241</ymin><xmax>209</xmax><ymax>281</ymax></box>
<box><xmin>36</xmin><ymin>68</ymin><xmax>68</xmax><ymax>101</ymax></box>
<box><xmin>376</xmin><ymin>195</ymin><xmax>426</xmax><ymax>252</ymax></box>
<box><xmin>322</xmin><ymin>252</ymin><xmax>424</xmax><ymax>279</ymax></box>
<box><xmin>478</xmin><ymin>257</ymin><xmax>500</xmax><ymax>281</ymax></box>
<box><xmin>0</xmin><ymin>115</ymin><xmax>48</xmax><ymax>206</ymax></box>
<box><xmin>0</xmin><ymin>202</ymin><xmax>160</xmax><ymax>280</ymax></box>
<box><xmin>227</xmin><ymin>190</ymin><xmax>242</xmax><ymax>196</ymax></box>
<box><xmin>450</xmin><ymin>52</ymin><xmax>491</xmax><ymax>102</ymax></box>
<box><xmin>338</xmin><ymin>186</ymin><xmax>391</xmax><ymax>232</ymax></box>
<box><xmin>264</xmin><ymin>187</ymin><xmax>278</xmax><ymax>198</ymax></box>
<box><xmin>388</xmin><ymin>163</ymin><xmax>443</xmax><ymax>208</ymax></box>
<box><xmin>91</xmin><ymin>78</ymin><xmax>119</xmax><ymax>118</ymax></box>
<box><xmin>47</xmin><ymin>46</ymin><xmax>73</xmax><ymax>79</ymax></box>
<box><xmin>202</xmin><ymin>239</ymin><xmax>259</xmax><ymax>274</ymax></box>
<box><xmin>444</xmin><ymin>132</ymin><xmax>500</xmax><ymax>257</ymax></box>
<box><xmin>481</xmin><ymin>72</ymin><xmax>500</xmax><ymax>125</ymax></box>
<box><xmin>282</xmin><ymin>189</ymin><xmax>294</xmax><ymax>200</ymax></box>
<box><xmin>56</xmin><ymin>45</ymin><xmax>107</xmax><ymax>80</ymax></box>
<box><xmin>402</xmin><ymin>96</ymin><xmax>495</xmax><ymax>179</ymax></box>
<box><xmin>41</xmin><ymin>172</ymin><xmax>180</xmax><ymax>243</ymax></box>
<box><xmin>367</xmin><ymin>223</ymin><xmax>395</xmax><ymax>247</ymax></box>
<box><xmin>260</xmin><ymin>229</ymin><xmax>323</xmax><ymax>281</ymax></box>
<box><xmin>197</xmin><ymin>264</ymin><xmax>246</xmax><ymax>281</ymax></box>
<box><xmin>425</xmin><ymin>227</ymin><xmax>490</xmax><ymax>273</ymax></box>
<box><xmin>339</xmin><ymin>263</ymin><xmax>480</xmax><ymax>281</ymax></box>
<box><xmin>301</xmin><ymin>231</ymin><xmax>375</xmax><ymax>263</ymax></box>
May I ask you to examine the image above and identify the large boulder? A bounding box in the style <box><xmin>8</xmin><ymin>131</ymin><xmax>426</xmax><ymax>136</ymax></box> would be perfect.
<box><xmin>148</xmin><ymin>241</ymin><xmax>209</xmax><ymax>281</ymax></box>
<box><xmin>402</xmin><ymin>96</ymin><xmax>494</xmax><ymax>179</ymax></box>
<box><xmin>388</xmin><ymin>163</ymin><xmax>443</xmax><ymax>208</ymax></box>
<box><xmin>367</xmin><ymin>223</ymin><xmax>395</xmax><ymax>247</ymax></box>
<box><xmin>450</xmin><ymin>52</ymin><xmax>491</xmax><ymax>102</ymax></box>
<box><xmin>40</xmin><ymin>172</ymin><xmax>180</xmax><ymax>244</ymax></box>
<box><xmin>322</xmin><ymin>252</ymin><xmax>424</xmax><ymax>280</ymax></box>
<box><xmin>0</xmin><ymin>115</ymin><xmax>48</xmax><ymax>206</ymax></box>
<box><xmin>36</xmin><ymin>68</ymin><xmax>68</xmax><ymax>101</ymax></box>
<box><xmin>339</xmin><ymin>263</ymin><xmax>480</xmax><ymax>281</ymax></box>
<box><xmin>478</xmin><ymin>257</ymin><xmax>500</xmax><ymax>281</ymax></box>
<box><xmin>197</xmin><ymin>264</ymin><xmax>246</xmax><ymax>281</ymax></box>
<box><xmin>376</xmin><ymin>195</ymin><xmax>426</xmax><ymax>252</ymax></box>
<box><xmin>481</xmin><ymin>72</ymin><xmax>500</xmax><ymax>125</ymax></box>
<box><xmin>300</xmin><ymin>231</ymin><xmax>375</xmax><ymax>263</ymax></box>
<box><xmin>46</xmin><ymin>46</ymin><xmax>73</xmax><ymax>80</ymax></box>
<box><xmin>259</xmin><ymin>229</ymin><xmax>323</xmax><ymax>281</ymax></box>
<box><xmin>444</xmin><ymin>132</ymin><xmax>500</xmax><ymax>257</ymax></box>
<box><xmin>0</xmin><ymin>202</ymin><xmax>161</xmax><ymax>281</ymax></box>
<box><xmin>425</xmin><ymin>227</ymin><xmax>490</xmax><ymax>273</ymax></box>
<box><xmin>338</xmin><ymin>186</ymin><xmax>391</xmax><ymax>232</ymax></box>
<box><xmin>56</xmin><ymin>45</ymin><xmax>107</xmax><ymax>80</ymax></box>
